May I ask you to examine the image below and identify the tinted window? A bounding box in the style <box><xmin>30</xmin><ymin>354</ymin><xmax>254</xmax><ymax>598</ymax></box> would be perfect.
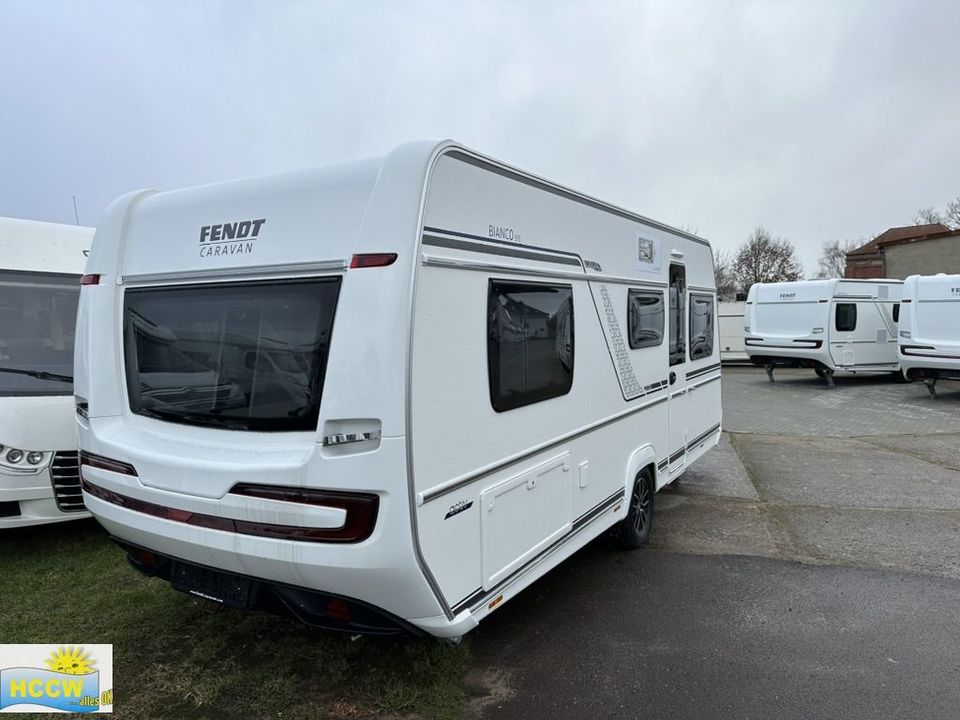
<box><xmin>689</xmin><ymin>293</ymin><xmax>715</xmax><ymax>360</ymax></box>
<box><xmin>628</xmin><ymin>290</ymin><xmax>664</xmax><ymax>349</ymax></box>
<box><xmin>0</xmin><ymin>271</ymin><xmax>79</xmax><ymax>396</ymax></box>
<box><xmin>124</xmin><ymin>278</ymin><xmax>341</xmax><ymax>432</ymax></box>
<box><xmin>836</xmin><ymin>303</ymin><xmax>857</xmax><ymax>332</ymax></box>
<box><xmin>893</xmin><ymin>303</ymin><xmax>900</xmax><ymax>323</ymax></box>
<box><xmin>488</xmin><ymin>281</ymin><xmax>573</xmax><ymax>412</ymax></box>
<box><xmin>669</xmin><ymin>264</ymin><xmax>686</xmax><ymax>366</ymax></box>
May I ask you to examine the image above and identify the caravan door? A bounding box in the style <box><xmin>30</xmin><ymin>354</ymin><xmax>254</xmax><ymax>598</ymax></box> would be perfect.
<box><xmin>830</xmin><ymin>300</ymin><xmax>894</xmax><ymax>368</ymax></box>
<box><xmin>667</xmin><ymin>264</ymin><xmax>687</xmax><ymax>472</ymax></box>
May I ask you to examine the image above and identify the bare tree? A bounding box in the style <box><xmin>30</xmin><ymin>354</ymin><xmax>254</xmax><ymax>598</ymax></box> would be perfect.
<box><xmin>816</xmin><ymin>238</ymin><xmax>863</xmax><ymax>279</ymax></box>
<box><xmin>913</xmin><ymin>206</ymin><xmax>945</xmax><ymax>226</ymax></box>
<box><xmin>712</xmin><ymin>247</ymin><xmax>738</xmax><ymax>300</ymax></box>
<box><xmin>945</xmin><ymin>196</ymin><xmax>960</xmax><ymax>230</ymax></box>
<box><xmin>733</xmin><ymin>226</ymin><xmax>803</xmax><ymax>292</ymax></box>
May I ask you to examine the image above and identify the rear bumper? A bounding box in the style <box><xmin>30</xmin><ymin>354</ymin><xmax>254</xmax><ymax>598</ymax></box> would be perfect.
<box><xmin>899</xmin><ymin>348</ymin><xmax>960</xmax><ymax>380</ymax></box>
<box><xmin>80</xmin><ymin>461</ymin><xmax>455</xmax><ymax>635</ymax></box>
<box><xmin>744</xmin><ymin>338</ymin><xmax>827</xmax><ymax>368</ymax></box>
<box><xmin>113</xmin><ymin>537</ymin><xmax>424</xmax><ymax>635</ymax></box>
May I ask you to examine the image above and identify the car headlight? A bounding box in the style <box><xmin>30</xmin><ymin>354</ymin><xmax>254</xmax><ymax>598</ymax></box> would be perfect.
<box><xmin>6</xmin><ymin>449</ymin><xmax>24</xmax><ymax>464</ymax></box>
<box><xmin>27</xmin><ymin>451</ymin><xmax>44</xmax><ymax>465</ymax></box>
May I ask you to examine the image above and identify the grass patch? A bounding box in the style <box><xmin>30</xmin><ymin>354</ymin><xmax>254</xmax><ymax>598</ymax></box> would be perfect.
<box><xmin>0</xmin><ymin>519</ymin><xmax>471</xmax><ymax>719</ymax></box>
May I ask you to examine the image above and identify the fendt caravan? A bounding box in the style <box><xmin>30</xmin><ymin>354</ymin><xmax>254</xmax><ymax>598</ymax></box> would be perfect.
<box><xmin>1</xmin><ymin>217</ymin><xmax>93</xmax><ymax>528</ymax></box>
<box><xmin>76</xmin><ymin>141</ymin><xmax>722</xmax><ymax>638</ymax></box>
<box><xmin>744</xmin><ymin>278</ymin><xmax>902</xmax><ymax>386</ymax></box>
<box><xmin>899</xmin><ymin>273</ymin><xmax>960</xmax><ymax>397</ymax></box>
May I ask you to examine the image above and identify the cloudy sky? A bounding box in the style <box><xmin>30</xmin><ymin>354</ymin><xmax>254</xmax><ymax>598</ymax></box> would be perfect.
<box><xmin>2</xmin><ymin>0</ymin><xmax>958</xmax><ymax>274</ymax></box>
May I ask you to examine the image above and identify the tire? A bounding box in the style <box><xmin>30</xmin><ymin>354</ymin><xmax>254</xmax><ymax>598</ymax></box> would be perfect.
<box><xmin>814</xmin><ymin>367</ymin><xmax>827</xmax><ymax>379</ymax></box>
<box><xmin>616</xmin><ymin>469</ymin><xmax>654</xmax><ymax>550</ymax></box>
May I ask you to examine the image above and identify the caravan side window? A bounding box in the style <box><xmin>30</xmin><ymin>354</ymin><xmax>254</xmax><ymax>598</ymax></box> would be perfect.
<box><xmin>893</xmin><ymin>303</ymin><xmax>900</xmax><ymax>323</ymax></box>
<box><xmin>836</xmin><ymin>303</ymin><xmax>857</xmax><ymax>332</ymax></box>
<box><xmin>689</xmin><ymin>294</ymin><xmax>715</xmax><ymax>360</ymax></box>
<box><xmin>627</xmin><ymin>290</ymin><xmax>664</xmax><ymax>349</ymax></box>
<box><xmin>487</xmin><ymin>280</ymin><xmax>574</xmax><ymax>413</ymax></box>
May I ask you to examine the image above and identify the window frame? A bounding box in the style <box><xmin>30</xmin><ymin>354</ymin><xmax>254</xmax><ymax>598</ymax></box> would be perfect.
<box><xmin>835</xmin><ymin>302</ymin><xmax>857</xmax><ymax>332</ymax></box>
<box><xmin>688</xmin><ymin>292</ymin><xmax>716</xmax><ymax>361</ymax></box>
<box><xmin>487</xmin><ymin>279</ymin><xmax>574</xmax><ymax>413</ymax></box>
<box><xmin>627</xmin><ymin>289</ymin><xmax>665</xmax><ymax>350</ymax></box>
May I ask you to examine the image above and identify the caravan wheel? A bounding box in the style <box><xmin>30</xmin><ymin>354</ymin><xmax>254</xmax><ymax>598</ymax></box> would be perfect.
<box><xmin>617</xmin><ymin>469</ymin><xmax>654</xmax><ymax>550</ymax></box>
<box><xmin>814</xmin><ymin>368</ymin><xmax>827</xmax><ymax>379</ymax></box>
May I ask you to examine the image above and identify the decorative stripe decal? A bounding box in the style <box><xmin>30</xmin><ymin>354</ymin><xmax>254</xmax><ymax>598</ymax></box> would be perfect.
<box><xmin>668</xmin><ymin>448</ymin><xmax>685</xmax><ymax>463</ymax></box>
<box><xmin>422</xmin><ymin>232</ymin><xmax>582</xmax><ymax>267</ymax></box>
<box><xmin>686</xmin><ymin>423</ymin><xmax>722</xmax><ymax>451</ymax></box>
<box><xmin>597</xmin><ymin>284</ymin><xmax>643</xmax><ymax>399</ymax></box>
<box><xmin>685</xmin><ymin>362</ymin><xmax>721</xmax><ymax>380</ymax></box>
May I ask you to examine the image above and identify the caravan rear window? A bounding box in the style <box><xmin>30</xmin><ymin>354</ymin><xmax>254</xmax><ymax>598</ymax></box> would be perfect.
<box><xmin>123</xmin><ymin>278</ymin><xmax>341</xmax><ymax>432</ymax></box>
<box><xmin>627</xmin><ymin>290</ymin><xmax>664</xmax><ymax>349</ymax></box>
<box><xmin>488</xmin><ymin>280</ymin><xmax>573</xmax><ymax>412</ymax></box>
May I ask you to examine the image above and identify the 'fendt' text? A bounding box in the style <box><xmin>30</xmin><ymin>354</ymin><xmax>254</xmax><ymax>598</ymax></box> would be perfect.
<box><xmin>199</xmin><ymin>218</ymin><xmax>266</xmax><ymax>258</ymax></box>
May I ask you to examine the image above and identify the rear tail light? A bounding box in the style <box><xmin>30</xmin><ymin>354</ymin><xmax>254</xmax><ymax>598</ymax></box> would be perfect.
<box><xmin>350</xmin><ymin>253</ymin><xmax>397</xmax><ymax>269</ymax></box>
<box><xmin>80</xmin><ymin>478</ymin><xmax>379</xmax><ymax>544</ymax></box>
<box><xmin>80</xmin><ymin>451</ymin><xmax>138</xmax><ymax>476</ymax></box>
<box><xmin>80</xmin><ymin>273</ymin><xmax>101</xmax><ymax>286</ymax></box>
<box><xmin>230</xmin><ymin>484</ymin><xmax>380</xmax><ymax>542</ymax></box>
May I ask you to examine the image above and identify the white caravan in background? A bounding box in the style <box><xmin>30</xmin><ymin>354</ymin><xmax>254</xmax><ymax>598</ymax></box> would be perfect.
<box><xmin>744</xmin><ymin>278</ymin><xmax>902</xmax><ymax>386</ymax></box>
<box><xmin>719</xmin><ymin>301</ymin><xmax>747</xmax><ymax>363</ymax></box>
<box><xmin>75</xmin><ymin>141</ymin><xmax>721</xmax><ymax>638</ymax></box>
<box><xmin>1</xmin><ymin>217</ymin><xmax>92</xmax><ymax>528</ymax></box>
<box><xmin>899</xmin><ymin>273</ymin><xmax>960</xmax><ymax>397</ymax></box>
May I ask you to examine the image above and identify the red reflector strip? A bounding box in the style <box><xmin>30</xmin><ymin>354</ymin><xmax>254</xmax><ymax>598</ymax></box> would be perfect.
<box><xmin>349</xmin><ymin>253</ymin><xmax>397</xmax><ymax>269</ymax></box>
<box><xmin>80</xmin><ymin>273</ymin><xmax>101</xmax><ymax>285</ymax></box>
<box><xmin>80</xmin><ymin>478</ymin><xmax>379</xmax><ymax>543</ymax></box>
<box><xmin>80</xmin><ymin>451</ymin><xmax>138</xmax><ymax>476</ymax></box>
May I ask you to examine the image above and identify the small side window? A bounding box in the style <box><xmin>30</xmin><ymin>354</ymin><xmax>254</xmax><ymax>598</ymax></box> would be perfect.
<box><xmin>893</xmin><ymin>303</ymin><xmax>900</xmax><ymax>323</ymax></box>
<box><xmin>836</xmin><ymin>303</ymin><xmax>857</xmax><ymax>332</ymax></box>
<box><xmin>488</xmin><ymin>280</ymin><xmax>574</xmax><ymax>412</ymax></box>
<box><xmin>669</xmin><ymin>264</ymin><xmax>686</xmax><ymax>366</ymax></box>
<box><xmin>689</xmin><ymin>293</ymin><xmax>715</xmax><ymax>360</ymax></box>
<box><xmin>627</xmin><ymin>290</ymin><xmax>664</xmax><ymax>349</ymax></box>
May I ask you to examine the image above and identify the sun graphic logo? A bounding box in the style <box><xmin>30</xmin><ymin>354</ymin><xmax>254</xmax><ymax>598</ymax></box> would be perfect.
<box><xmin>0</xmin><ymin>643</ymin><xmax>113</xmax><ymax>714</ymax></box>
<box><xmin>44</xmin><ymin>646</ymin><xmax>96</xmax><ymax>675</ymax></box>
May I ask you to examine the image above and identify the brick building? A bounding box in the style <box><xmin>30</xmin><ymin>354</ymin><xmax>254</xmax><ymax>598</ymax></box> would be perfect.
<box><xmin>845</xmin><ymin>223</ymin><xmax>960</xmax><ymax>279</ymax></box>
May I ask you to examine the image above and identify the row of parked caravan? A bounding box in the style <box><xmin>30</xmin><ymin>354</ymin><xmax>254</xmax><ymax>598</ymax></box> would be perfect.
<box><xmin>743</xmin><ymin>276</ymin><xmax>960</xmax><ymax>395</ymax></box>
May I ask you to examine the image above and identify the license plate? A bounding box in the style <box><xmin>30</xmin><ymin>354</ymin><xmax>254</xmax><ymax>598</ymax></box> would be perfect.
<box><xmin>170</xmin><ymin>561</ymin><xmax>253</xmax><ymax>608</ymax></box>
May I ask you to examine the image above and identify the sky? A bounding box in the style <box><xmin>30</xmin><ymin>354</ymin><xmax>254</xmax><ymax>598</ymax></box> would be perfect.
<box><xmin>2</xmin><ymin>0</ymin><xmax>959</xmax><ymax>275</ymax></box>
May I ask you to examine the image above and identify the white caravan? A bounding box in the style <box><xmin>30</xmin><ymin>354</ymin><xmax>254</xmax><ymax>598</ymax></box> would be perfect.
<box><xmin>744</xmin><ymin>278</ymin><xmax>902</xmax><ymax>386</ymax></box>
<box><xmin>899</xmin><ymin>273</ymin><xmax>960</xmax><ymax>397</ymax></box>
<box><xmin>719</xmin><ymin>301</ymin><xmax>747</xmax><ymax>363</ymax></box>
<box><xmin>1</xmin><ymin>217</ymin><xmax>93</xmax><ymax>528</ymax></box>
<box><xmin>75</xmin><ymin>141</ymin><xmax>722</xmax><ymax>638</ymax></box>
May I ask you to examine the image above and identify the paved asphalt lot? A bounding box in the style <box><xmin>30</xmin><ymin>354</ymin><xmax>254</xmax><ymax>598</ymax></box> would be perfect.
<box><xmin>468</xmin><ymin>367</ymin><xmax>960</xmax><ymax>719</ymax></box>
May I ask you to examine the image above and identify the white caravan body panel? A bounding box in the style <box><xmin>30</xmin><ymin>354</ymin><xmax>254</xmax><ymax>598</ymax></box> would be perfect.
<box><xmin>899</xmin><ymin>274</ymin><xmax>960</xmax><ymax>381</ymax></box>
<box><xmin>744</xmin><ymin>278</ymin><xmax>902</xmax><ymax>373</ymax></box>
<box><xmin>76</xmin><ymin>142</ymin><xmax>721</xmax><ymax>637</ymax></box>
<box><xmin>0</xmin><ymin>217</ymin><xmax>93</xmax><ymax>528</ymax></box>
<box><xmin>719</xmin><ymin>301</ymin><xmax>747</xmax><ymax>362</ymax></box>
